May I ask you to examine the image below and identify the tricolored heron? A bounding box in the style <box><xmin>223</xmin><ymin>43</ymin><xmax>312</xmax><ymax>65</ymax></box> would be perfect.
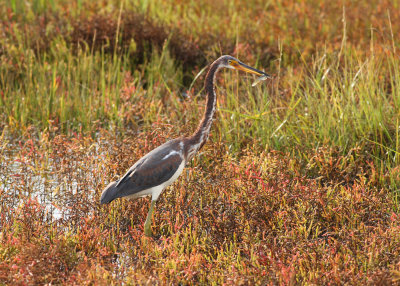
<box><xmin>100</xmin><ymin>55</ymin><xmax>270</xmax><ymax>236</ymax></box>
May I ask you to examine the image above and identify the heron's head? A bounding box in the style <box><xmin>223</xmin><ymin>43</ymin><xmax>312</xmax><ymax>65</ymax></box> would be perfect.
<box><xmin>219</xmin><ymin>55</ymin><xmax>271</xmax><ymax>78</ymax></box>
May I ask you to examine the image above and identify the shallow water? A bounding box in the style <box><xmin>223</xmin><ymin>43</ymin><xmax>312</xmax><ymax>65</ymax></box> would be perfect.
<box><xmin>0</xmin><ymin>135</ymin><xmax>107</xmax><ymax>224</ymax></box>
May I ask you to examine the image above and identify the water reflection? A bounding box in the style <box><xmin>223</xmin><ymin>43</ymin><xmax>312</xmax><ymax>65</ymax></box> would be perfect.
<box><xmin>0</xmin><ymin>134</ymin><xmax>108</xmax><ymax>224</ymax></box>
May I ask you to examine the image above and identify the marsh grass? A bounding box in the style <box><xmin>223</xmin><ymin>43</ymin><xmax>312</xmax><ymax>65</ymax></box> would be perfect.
<box><xmin>1</xmin><ymin>128</ymin><xmax>399</xmax><ymax>284</ymax></box>
<box><xmin>1</xmin><ymin>0</ymin><xmax>400</xmax><ymax>284</ymax></box>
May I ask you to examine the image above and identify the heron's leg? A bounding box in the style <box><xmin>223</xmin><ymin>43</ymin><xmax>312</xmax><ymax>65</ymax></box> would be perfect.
<box><xmin>144</xmin><ymin>200</ymin><xmax>156</xmax><ymax>236</ymax></box>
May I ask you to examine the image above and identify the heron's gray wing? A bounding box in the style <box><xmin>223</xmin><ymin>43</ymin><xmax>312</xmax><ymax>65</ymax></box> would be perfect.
<box><xmin>112</xmin><ymin>150</ymin><xmax>183</xmax><ymax>199</ymax></box>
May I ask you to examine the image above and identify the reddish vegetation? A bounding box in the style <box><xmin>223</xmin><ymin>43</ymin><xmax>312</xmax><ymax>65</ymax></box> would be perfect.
<box><xmin>1</xmin><ymin>126</ymin><xmax>399</xmax><ymax>284</ymax></box>
<box><xmin>1</xmin><ymin>0</ymin><xmax>400</xmax><ymax>284</ymax></box>
<box><xmin>70</xmin><ymin>12</ymin><xmax>209</xmax><ymax>68</ymax></box>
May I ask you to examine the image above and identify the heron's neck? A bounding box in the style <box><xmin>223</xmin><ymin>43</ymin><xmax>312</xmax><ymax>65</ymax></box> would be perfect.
<box><xmin>186</xmin><ymin>61</ymin><xmax>220</xmax><ymax>160</ymax></box>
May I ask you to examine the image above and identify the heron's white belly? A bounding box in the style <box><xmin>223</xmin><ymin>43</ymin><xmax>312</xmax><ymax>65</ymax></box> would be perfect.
<box><xmin>126</xmin><ymin>160</ymin><xmax>185</xmax><ymax>201</ymax></box>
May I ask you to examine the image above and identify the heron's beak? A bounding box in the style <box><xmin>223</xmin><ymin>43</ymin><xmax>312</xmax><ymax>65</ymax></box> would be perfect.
<box><xmin>231</xmin><ymin>61</ymin><xmax>271</xmax><ymax>78</ymax></box>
